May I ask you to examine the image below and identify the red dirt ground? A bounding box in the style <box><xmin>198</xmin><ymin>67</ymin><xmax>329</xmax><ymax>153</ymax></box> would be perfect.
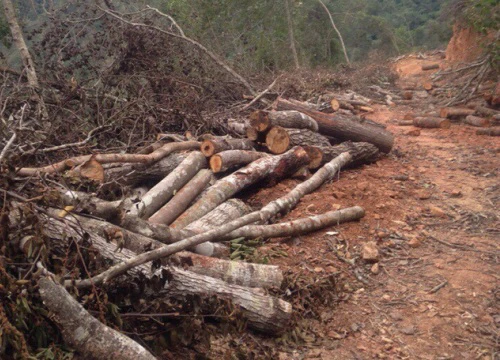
<box><xmin>218</xmin><ymin>55</ymin><xmax>499</xmax><ymax>359</ymax></box>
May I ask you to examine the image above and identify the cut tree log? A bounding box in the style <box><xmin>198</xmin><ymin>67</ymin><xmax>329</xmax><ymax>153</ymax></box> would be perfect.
<box><xmin>249</xmin><ymin>110</ymin><xmax>319</xmax><ymax>132</ymax></box>
<box><xmin>413</xmin><ymin>117</ymin><xmax>451</xmax><ymax>129</ymax></box>
<box><xmin>200</xmin><ymin>138</ymin><xmax>254</xmax><ymax>157</ymax></box>
<box><xmin>422</xmin><ymin>63</ymin><xmax>440</xmax><ymax>71</ymax></box>
<box><xmin>209</xmin><ymin>150</ymin><xmax>267</xmax><ymax>173</ymax></box>
<box><xmin>440</xmin><ymin>107</ymin><xmax>475</xmax><ymax>119</ymax></box>
<box><xmin>475</xmin><ymin>105</ymin><xmax>499</xmax><ymax>118</ymax></box>
<box><xmin>275</xmin><ymin>98</ymin><xmax>394</xmax><ymax>153</ymax></box>
<box><xmin>402</xmin><ymin>91</ymin><xmax>413</xmax><ymax>100</ymax></box>
<box><xmin>302</xmin><ymin>145</ymin><xmax>323</xmax><ymax>169</ymax></box>
<box><xmin>17</xmin><ymin>141</ymin><xmax>200</xmax><ymax>176</ymax></box>
<box><xmin>423</xmin><ymin>81</ymin><xmax>433</xmax><ymax>91</ymax></box>
<box><xmin>286</xmin><ymin>128</ymin><xmax>331</xmax><ymax>147</ymax></box>
<box><xmin>464</xmin><ymin>115</ymin><xmax>490</xmax><ymax>127</ymax></box>
<box><xmin>104</xmin><ymin>152</ymin><xmax>187</xmax><ymax>186</ymax></box>
<box><xmin>73</xmin><ymin>152</ymin><xmax>353</xmax><ymax>290</ymax></box>
<box><xmin>396</xmin><ymin>120</ymin><xmax>415</xmax><ymax>126</ymax></box>
<box><xmin>227</xmin><ymin>120</ymin><xmax>248</xmax><ymax>136</ymax></box>
<box><xmin>128</xmin><ymin>151</ymin><xmax>207</xmax><ymax>218</ymax></box>
<box><xmin>171</xmin><ymin>147</ymin><xmax>310</xmax><ymax>229</ymax></box>
<box><xmin>32</xmin><ymin>213</ymin><xmax>291</xmax><ymax>333</ymax></box>
<box><xmin>148</xmin><ymin>169</ymin><xmax>214</xmax><ymax>225</ymax></box>
<box><xmin>476</xmin><ymin>127</ymin><xmax>500</xmax><ymax>136</ymax></box>
<box><xmin>319</xmin><ymin>141</ymin><xmax>379</xmax><ymax>167</ymax></box>
<box><xmin>38</xmin><ymin>278</ymin><xmax>156</xmax><ymax>360</ymax></box>
<box><xmin>265</xmin><ymin>126</ymin><xmax>291</xmax><ymax>154</ymax></box>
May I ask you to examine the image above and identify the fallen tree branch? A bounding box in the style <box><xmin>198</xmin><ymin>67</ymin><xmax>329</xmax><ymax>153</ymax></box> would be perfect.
<box><xmin>240</xmin><ymin>77</ymin><xmax>278</xmax><ymax>110</ymax></box>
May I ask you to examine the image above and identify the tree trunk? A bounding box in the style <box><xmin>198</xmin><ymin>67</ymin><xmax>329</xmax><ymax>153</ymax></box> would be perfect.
<box><xmin>287</xmin><ymin>128</ymin><xmax>331</xmax><ymax>147</ymax></box>
<box><xmin>284</xmin><ymin>0</ymin><xmax>300</xmax><ymax>68</ymax></box>
<box><xmin>200</xmin><ymin>138</ymin><xmax>254</xmax><ymax>157</ymax></box>
<box><xmin>148</xmin><ymin>169</ymin><xmax>214</xmax><ymax>225</ymax></box>
<box><xmin>2</xmin><ymin>0</ymin><xmax>48</xmax><ymax>120</ymax></box>
<box><xmin>18</xmin><ymin>141</ymin><xmax>200</xmax><ymax>176</ymax></box>
<box><xmin>464</xmin><ymin>115</ymin><xmax>489</xmax><ymax>127</ymax></box>
<box><xmin>209</xmin><ymin>150</ymin><xmax>267</xmax><ymax>173</ymax></box>
<box><xmin>413</xmin><ymin>117</ymin><xmax>451</xmax><ymax>129</ymax></box>
<box><xmin>275</xmin><ymin>98</ymin><xmax>394</xmax><ymax>153</ymax></box>
<box><xmin>38</xmin><ymin>278</ymin><xmax>156</xmax><ymax>360</ymax></box>
<box><xmin>319</xmin><ymin>141</ymin><xmax>379</xmax><ymax>167</ymax></box>
<box><xmin>129</xmin><ymin>151</ymin><xmax>207</xmax><ymax>218</ymax></box>
<box><xmin>171</xmin><ymin>147</ymin><xmax>310</xmax><ymax>229</ymax></box>
<box><xmin>250</xmin><ymin>110</ymin><xmax>319</xmax><ymax>132</ymax></box>
<box><xmin>318</xmin><ymin>0</ymin><xmax>350</xmax><ymax>64</ymax></box>
<box><xmin>265</xmin><ymin>126</ymin><xmax>291</xmax><ymax>154</ymax></box>
<box><xmin>440</xmin><ymin>107</ymin><xmax>475</xmax><ymax>119</ymax></box>
<box><xmin>476</xmin><ymin>127</ymin><xmax>500</xmax><ymax>136</ymax></box>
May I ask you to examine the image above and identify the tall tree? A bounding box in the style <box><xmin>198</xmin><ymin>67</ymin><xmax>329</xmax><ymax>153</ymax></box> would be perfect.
<box><xmin>318</xmin><ymin>0</ymin><xmax>350</xmax><ymax>64</ymax></box>
<box><xmin>285</xmin><ymin>0</ymin><xmax>300</xmax><ymax>68</ymax></box>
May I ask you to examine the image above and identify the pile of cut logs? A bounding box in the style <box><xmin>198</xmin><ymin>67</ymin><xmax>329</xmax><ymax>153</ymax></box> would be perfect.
<box><xmin>12</xmin><ymin>97</ymin><xmax>395</xmax><ymax>358</ymax></box>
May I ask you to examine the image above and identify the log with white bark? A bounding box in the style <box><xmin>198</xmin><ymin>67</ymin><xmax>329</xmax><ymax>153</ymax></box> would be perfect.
<box><xmin>227</xmin><ymin>119</ymin><xmax>249</xmax><ymax>135</ymax></box>
<box><xmin>148</xmin><ymin>169</ymin><xmax>214</xmax><ymax>225</ymax></box>
<box><xmin>319</xmin><ymin>142</ymin><xmax>379</xmax><ymax>167</ymax></box>
<box><xmin>275</xmin><ymin>98</ymin><xmax>394</xmax><ymax>153</ymax></box>
<box><xmin>249</xmin><ymin>110</ymin><xmax>319</xmax><ymax>132</ymax></box>
<box><xmin>413</xmin><ymin>117</ymin><xmax>451</xmax><ymax>129</ymax></box>
<box><xmin>476</xmin><ymin>127</ymin><xmax>500</xmax><ymax>136</ymax></box>
<box><xmin>209</xmin><ymin>150</ymin><xmax>268</xmax><ymax>173</ymax></box>
<box><xmin>38</xmin><ymin>277</ymin><xmax>156</xmax><ymax>360</ymax></box>
<box><xmin>128</xmin><ymin>151</ymin><xmax>207</xmax><ymax>218</ymax></box>
<box><xmin>33</xmin><ymin>214</ymin><xmax>291</xmax><ymax>333</ymax></box>
<box><xmin>464</xmin><ymin>115</ymin><xmax>490</xmax><ymax>127</ymax></box>
<box><xmin>17</xmin><ymin>141</ymin><xmax>200</xmax><ymax>176</ymax></box>
<box><xmin>200</xmin><ymin>138</ymin><xmax>254</xmax><ymax>157</ymax></box>
<box><xmin>75</xmin><ymin>152</ymin><xmax>353</xmax><ymax>289</ymax></box>
<box><xmin>170</xmin><ymin>147</ymin><xmax>310</xmax><ymax>229</ymax></box>
<box><xmin>440</xmin><ymin>107</ymin><xmax>475</xmax><ymax>119</ymax></box>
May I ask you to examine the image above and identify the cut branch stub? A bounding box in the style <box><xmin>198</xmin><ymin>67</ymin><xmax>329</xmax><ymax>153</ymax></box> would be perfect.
<box><xmin>200</xmin><ymin>138</ymin><xmax>254</xmax><ymax>157</ymax></box>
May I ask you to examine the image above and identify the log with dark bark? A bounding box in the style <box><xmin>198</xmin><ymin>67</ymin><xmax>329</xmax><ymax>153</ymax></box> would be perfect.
<box><xmin>200</xmin><ymin>138</ymin><xmax>254</xmax><ymax>157</ymax></box>
<box><xmin>440</xmin><ymin>107</ymin><xmax>475</xmax><ymax>119</ymax></box>
<box><xmin>209</xmin><ymin>150</ymin><xmax>267</xmax><ymax>173</ymax></box>
<box><xmin>104</xmin><ymin>152</ymin><xmax>187</xmax><ymax>186</ymax></box>
<box><xmin>422</xmin><ymin>63</ymin><xmax>440</xmax><ymax>71</ymax></box>
<box><xmin>249</xmin><ymin>110</ymin><xmax>319</xmax><ymax>132</ymax></box>
<box><xmin>18</xmin><ymin>141</ymin><xmax>200</xmax><ymax>176</ymax></box>
<box><xmin>464</xmin><ymin>115</ymin><xmax>490</xmax><ymax>127</ymax></box>
<box><xmin>38</xmin><ymin>277</ymin><xmax>156</xmax><ymax>360</ymax></box>
<box><xmin>171</xmin><ymin>147</ymin><xmax>310</xmax><ymax>229</ymax></box>
<box><xmin>129</xmin><ymin>151</ymin><xmax>207</xmax><ymax>218</ymax></box>
<box><xmin>286</xmin><ymin>128</ymin><xmax>331</xmax><ymax>147</ymax></box>
<box><xmin>413</xmin><ymin>117</ymin><xmax>451</xmax><ymax>129</ymax></box>
<box><xmin>302</xmin><ymin>145</ymin><xmax>323</xmax><ymax>169</ymax></box>
<box><xmin>476</xmin><ymin>127</ymin><xmax>500</xmax><ymax>136</ymax></box>
<box><xmin>34</xmin><ymin>213</ymin><xmax>291</xmax><ymax>333</ymax></box>
<box><xmin>265</xmin><ymin>126</ymin><xmax>291</xmax><ymax>154</ymax></box>
<box><xmin>148</xmin><ymin>169</ymin><xmax>214</xmax><ymax>225</ymax></box>
<box><xmin>319</xmin><ymin>142</ymin><xmax>379</xmax><ymax>167</ymax></box>
<box><xmin>76</xmin><ymin>152</ymin><xmax>352</xmax><ymax>290</ymax></box>
<box><xmin>475</xmin><ymin>105</ymin><xmax>499</xmax><ymax>118</ymax></box>
<box><xmin>275</xmin><ymin>98</ymin><xmax>394</xmax><ymax>153</ymax></box>
<box><xmin>396</xmin><ymin>120</ymin><xmax>415</xmax><ymax>126</ymax></box>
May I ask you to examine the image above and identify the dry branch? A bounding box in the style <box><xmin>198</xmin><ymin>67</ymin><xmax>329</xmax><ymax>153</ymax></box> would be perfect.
<box><xmin>275</xmin><ymin>98</ymin><xmax>394</xmax><ymax>153</ymax></box>
<box><xmin>38</xmin><ymin>277</ymin><xmax>156</xmax><ymax>360</ymax></box>
<box><xmin>18</xmin><ymin>141</ymin><xmax>200</xmax><ymax>176</ymax></box>
<box><xmin>171</xmin><ymin>147</ymin><xmax>310</xmax><ymax>229</ymax></box>
<box><xmin>148</xmin><ymin>169</ymin><xmax>214</xmax><ymax>225</ymax></box>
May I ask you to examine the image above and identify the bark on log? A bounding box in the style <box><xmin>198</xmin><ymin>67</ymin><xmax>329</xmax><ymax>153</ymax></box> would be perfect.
<box><xmin>287</xmin><ymin>128</ymin><xmax>331</xmax><ymax>147</ymax></box>
<box><xmin>421</xmin><ymin>63</ymin><xmax>439</xmax><ymax>70</ymax></box>
<box><xmin>440</xmin><ymin>107</ymin><xmax>475</xmax><ymax>119</ymax></box>
<box><xmin>171</xmin><ymin>147</ymin><xmax>310</xmax><ymax>229</ymax></box>
<box><xmin>250</xmin><ymin>110</ymin><xmax>319</xmax><ymax>132</ymax></box>
<box><xmin>396</xmin><ymin>120</ymin><xmax>414</xmax><ymax>126</ymax></box>
<box><xmin>73</xmin><ymin>152</ymin><xmax>352</xmax><ymax>289</ymax></box>
<box><xmin>227</xmin><ymin>120</ymin><xmax>248</xmax><ymax>136</ymax></box>
<box><xmin>129</xmin><ymin>152</ymin><xmax>207</xmax><ymax>218</ymax></box>
<box><xmin>476</xmin><ymin>127</ymin><xmax>500</xmax><ymax>136</ymax></box>
<box><xmin>413</xmin><ymin>117</ymin><xmax>451</xmax><ymax>129</ymax></box>
<box><xmin>148</xmin><ymin>169</ymin><xmax>214</xmax><ymax>225</ymax></box>
<box><xmin>209</xmin><ymin>150</ymin><xmax>267</xmax><ymax>173</ymax></box>
<box><xmin>245</xmin><ymin>127</ymin><xmax>264</xmax><ymax>142</ymax></box>
<box><xmin>38</xmin><ymin>278</ymin><xmax>156</xmax><ymax>360</ymax></box>
<box><xmin>200</xmin><ymin>138</ymin><xmax>254</xmax><ymax>157</ymax></box>
<box><xmin>475</xmin><ymin>105</ymin><xmax>499</xmax><ymax>118</ymax></box>
<box><xmin>464</xmin><ymin>115</ymin><xmax>490</xmax><ymax>127</ymax></box>
<box><xmin>18</xmin><ymin>141</ymin><xmax>200</xmax><ymax>176</ymax></box>
<box><xmin>275</xmin><ymin>98</ymin><xmax>394</xmax><ymax>153</ymax></box>
<box><xmin>265</xmin><ymin>126</ymin><xmax>291</xmax><ymax>154</ymax></box>
<box><xmin>301</xmin><ymin>146</ymin><xmax>323</xmax><ymax>169</ymax></box>
<box><xmin>33</xmin><ymin>214</ymin><xmax>291</xmax><ymax>333</ymax></box>
<box><xmin>104</xmin><ymin>152</ymin><xmax>187</xmax><ymax>186</ymax></box>
<box><xmin>319</xmin><ymin>142</ymin><xmax>379</xmax><ymax>167</ymax></box>
<box><xmin>402</xmin><ymin>91</ymin><xmax>413</xmax><ymax>100</ymax></box>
